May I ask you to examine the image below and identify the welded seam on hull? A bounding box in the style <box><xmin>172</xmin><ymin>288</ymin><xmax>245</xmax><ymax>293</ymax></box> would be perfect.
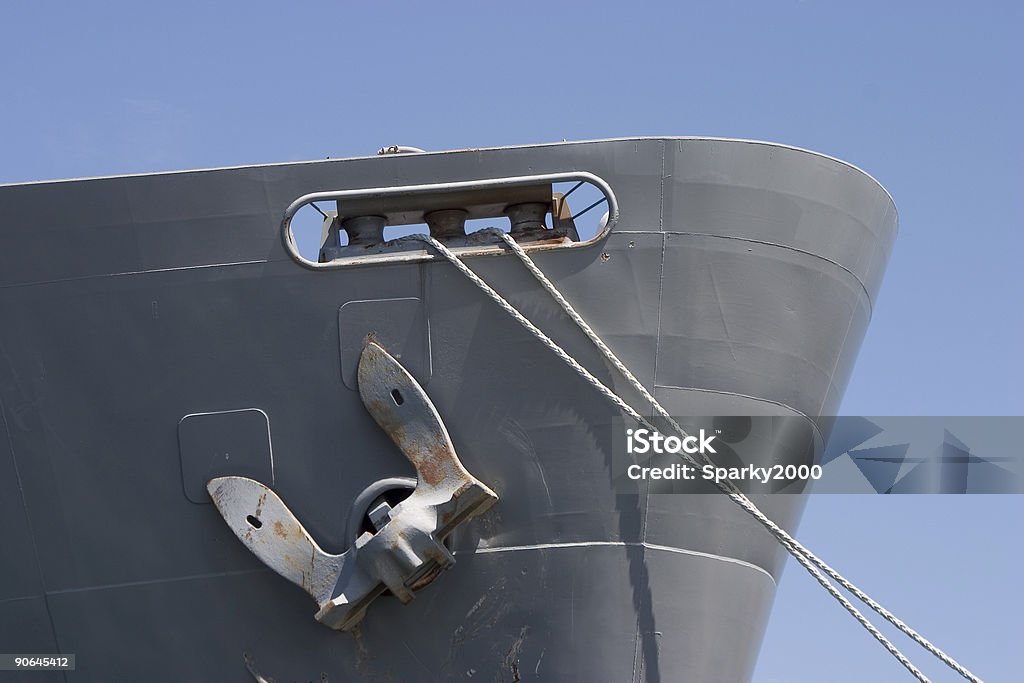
<box><xmin>610</xmin><ymin>230</ymin><xmax>875</xmax><ymax>313</ymax></box>
<box><xmin>0</xmin><ymin>258</ymin><xmax>272</xmax><ymax>291</ymax></box>
<box><xmin>650</xmin><ymin>143</ymin><xmax>668</xmax><ymax>403</ymax></box>
<box><xmin>0</xmin><ymin>594</ymin><xmax>47</xmax><ymax>606</ymax></box>
<box><xmin>818</xmin><ymin>301</ymin><xmax>858</xmax><ymax>416</ymax></box>
<box><xmin>0</xmin><ymin>386</ymin><xmax>65</xmax><ymax>681</ymax></box>
<box><xmin>652</xmin><ymin>384</ymin><xmax>824</xmax><ymax>448</ymax></box>
<box><xmin>646</xmin><ymin>140</ymin><xmax>669</xmax><ymax>545</ymax></box>
<box><xmin>457</xmin><ymin>541</ymin><xmax>777</xmax><ymax>585</ymax></box>
<box><xmin>635</xmin><ymin>141</ymin><xmax>668</xmax><ymax>683</ymax></box>
<box><xmin>43</xmin><ymin>568</ymin><xmax>269</xmax><ymax>596</ymax></box>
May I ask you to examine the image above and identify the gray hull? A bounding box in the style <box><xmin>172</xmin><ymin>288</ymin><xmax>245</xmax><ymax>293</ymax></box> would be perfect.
<box><xmin>0</xmin><ymin>138</ymin><xmax>896</xmax><ymax>682</ymax></box>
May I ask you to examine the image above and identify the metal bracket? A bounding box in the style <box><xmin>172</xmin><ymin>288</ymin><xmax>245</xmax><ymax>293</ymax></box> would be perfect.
<box><xmin>208</xmin><ymin>341</ymin><xmax>498</xmax><ymax>630</ymax></box>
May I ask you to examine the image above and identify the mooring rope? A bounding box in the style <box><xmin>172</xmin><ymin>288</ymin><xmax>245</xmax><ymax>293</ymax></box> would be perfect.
<box><xmin>400</xmin><ymin>231</ymin><xmax>982</xmax><ymax>683</ymax></box>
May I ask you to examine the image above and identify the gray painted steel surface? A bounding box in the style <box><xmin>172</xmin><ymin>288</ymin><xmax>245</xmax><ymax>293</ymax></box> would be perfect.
<box><xmin>0</xmin><ymin>137</ymin><xmax>896</xmax><ymax>682</ymax></box>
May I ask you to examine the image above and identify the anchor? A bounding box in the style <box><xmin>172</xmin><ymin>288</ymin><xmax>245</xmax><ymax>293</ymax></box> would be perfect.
<box><xmin>207</xmin><ymin>341</ymin><xmax>498</xmax><ymax>631</ymax></box>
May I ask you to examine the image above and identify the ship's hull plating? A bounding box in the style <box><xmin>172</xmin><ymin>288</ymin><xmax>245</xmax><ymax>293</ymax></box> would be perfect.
<box><xmin>0</xmin><ymin>138</ymin><xmax>896</xmax><ymax>681</ymax></box>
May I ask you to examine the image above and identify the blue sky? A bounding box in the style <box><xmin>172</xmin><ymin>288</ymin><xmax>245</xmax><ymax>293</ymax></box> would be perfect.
<box><xmin>3</xmin><ymin>1</ymin><xmax>1021</xmax><ymax>680</ymax></box>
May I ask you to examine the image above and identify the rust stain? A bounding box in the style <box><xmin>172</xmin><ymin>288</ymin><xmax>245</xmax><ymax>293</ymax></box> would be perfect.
<box><xmin>411</xmin><ymin>436</ymin><xmax>458</xmax><ymax>488</ymax></box>
<box><xmin>351</xmin><ymin>624</ymin><xmax>370</xmax><ymax>672</ymax></box>
<box><xmin>254</xmin><ymin>490</ymin><xmax>267</xmax><ymax>519</ymax></box>
<box><xmin>499</xmin><ymin>627</ymin><xmax>528</xmax><ymax>683</ymax></box>
<box><xmin>415</xmin><ymin>448</ymin><xmax>445</xmax><ymax>486</ymax></box>
<box><xmin>272</xmin><ymin>520</ymin><xmax>288</xmax><ymax>540</ymax></box>
<box><xmin>408</xmin><ymin>564</ymin><xmax>444</xmax><ymax>591</ymax></box>
<box><xmin>283</xmin><ymin>553</ymin><xmax>307</xmax><ymax>573</ymax></box>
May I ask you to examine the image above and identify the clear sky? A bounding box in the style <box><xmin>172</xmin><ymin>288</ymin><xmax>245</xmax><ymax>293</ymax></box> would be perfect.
<box><xmin>3</xmin><ymin>1</ymin><xmax>1021</xmax><ymax>680</ymax></box>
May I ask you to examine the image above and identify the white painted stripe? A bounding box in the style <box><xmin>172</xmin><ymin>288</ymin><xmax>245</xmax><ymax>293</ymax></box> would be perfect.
<box><xmin>455</xmin><ymin>540</ymin><xmax>776</xmax><ymax>584</ymax></box>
